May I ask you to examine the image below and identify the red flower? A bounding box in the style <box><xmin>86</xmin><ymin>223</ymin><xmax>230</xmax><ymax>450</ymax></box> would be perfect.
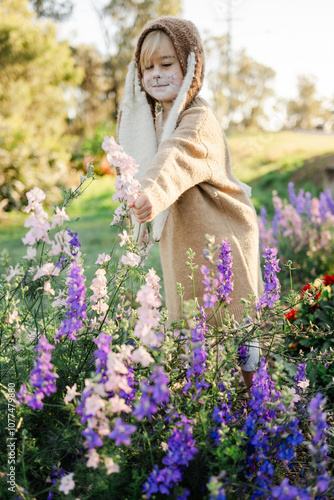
<box><xmin>301</xmin><ymin>283</ymin><xmax>312</xmax><ymax>297</ymax></box>
<box><xmin>285</xmin><ymin>309</ymin><xmax>297</xmax><ymax>321</ymax></box>
<box><xmin>301</xmin><ymin>283</ymin><xmax>320</xmax><ymax>301</ymax></box>
<box><xmin>323</xmin><ymin>275</ymin><xmax>334</xmax><ymax>286</ymax></box>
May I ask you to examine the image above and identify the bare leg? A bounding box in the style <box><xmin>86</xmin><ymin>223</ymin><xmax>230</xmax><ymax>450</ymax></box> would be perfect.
<box><xmin>241</xmin><ymin>369</ymin><xmax>254</xmax><ymax>396</ymax></box>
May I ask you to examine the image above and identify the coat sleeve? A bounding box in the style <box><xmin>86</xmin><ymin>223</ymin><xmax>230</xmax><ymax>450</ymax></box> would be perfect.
<box><xmin>140</xmin><ymin>105</ymin><xmax>216</xmax><ymax>219</ymax></box>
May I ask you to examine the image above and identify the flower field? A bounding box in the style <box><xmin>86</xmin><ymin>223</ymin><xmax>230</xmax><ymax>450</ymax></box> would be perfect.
<box><xmin>1</xmin><ymin>139</ymin><xmax>334</xmax><ymax>500</ymax></box>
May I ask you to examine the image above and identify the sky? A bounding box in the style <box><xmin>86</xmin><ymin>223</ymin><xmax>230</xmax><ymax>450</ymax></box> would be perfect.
<box><xmin>57</xmin><ymin>0</ymin><xmax>334</xmax><ymax>102</ymax></box>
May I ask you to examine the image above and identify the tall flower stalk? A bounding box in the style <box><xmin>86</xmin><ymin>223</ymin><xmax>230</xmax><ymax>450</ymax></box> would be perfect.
<box><xmin>256</xmin><ymin>247</ymin><xmax>281</xmax><ymax>312</ymax></box>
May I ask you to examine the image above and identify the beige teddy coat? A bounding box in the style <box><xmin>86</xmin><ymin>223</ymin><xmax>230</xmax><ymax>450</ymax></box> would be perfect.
<box><xmin>140</xmin><ymin>96</ymin><xmax>263</xmax><ymax>323</ymax></box>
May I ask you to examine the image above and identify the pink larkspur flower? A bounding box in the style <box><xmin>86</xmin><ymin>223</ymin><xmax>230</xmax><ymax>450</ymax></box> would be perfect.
<box><xmin>3</xmin><ymin>264</ymin><xmax>21</xmax><ymax>282</ymax></box>
<box><xmin>86</xmin><ymin>448</ymin><xmax>100</xmax><ymax>468</ymax></box>
<box><xmin>33</xmin><ymin>263</ymin><xmax>60</xmax><ymax>281</ymax></box>
<box><xmin>64</xmin><ymin>383</ymin><xmax>80</xmax><ymax>404</ymax></box>
<box><xmin>119</xmin><ymin>230</ymin><xmax>130</xmax><ymax>247</ymax></box>
<box><xmin>108</xmin><ymin>395</ymin><xmax>132</xmax><ymax>414</ymax></box>
<box><xmin>50</xmin><ymin>206</ymin><xmax>70</xmax><ymax>229</ymax></box>
<box><xmin>43</xmin><ymin>281</ymin><xmax>55</xmax><ymax>295</ymax></box>
<box><xmin>84</xmin><ymin>394</ymin><xmax>106</xmax><ymax>416</ymax></box>
<box><xmin>50</xmin><ymin>230</ymin><xmax>72</xmax><ymax>256</ymax></box>
<box><xmin>132</xmin><ymin>346</ymin><xmax>154</xmax><ymax>367</ymax></box>
<box><xmin>58</xmin><ymin>472</ymin><xmax>75</xmax><ymax>495</ymax></box>
<box><xmin>23</xmin><ymin>246</ymin><xmax>37</xmax><ymax>260</ymax></box>
<box><xmin>105</xmin><ymin>457</ymin><xmax>120</xmax><ymax>474</ymax></box>
<box><xmin>95</xmin><ymin>253</ymin><xmax>111</xmax><ymax>265</ymax></box>
<box><xmin>121</xmin><ymin>252</ymin><xmax>141</xmax><ymax>267</ymax></box>
<box><xmin>24</xmin><ymin>187</ymin><xmax>46</xmax><ymax>213</ymax></box>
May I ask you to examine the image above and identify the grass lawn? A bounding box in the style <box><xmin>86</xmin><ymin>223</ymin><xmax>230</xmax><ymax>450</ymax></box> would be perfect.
<box><xmin>0</xmin><ymin>175</ymin><xmax>162</xmax><ymax>285</ymax></box>
<box><xmin>1</xmin><ymin>129</ymin><xmax>333</xmax><ymax>285</ymax></box>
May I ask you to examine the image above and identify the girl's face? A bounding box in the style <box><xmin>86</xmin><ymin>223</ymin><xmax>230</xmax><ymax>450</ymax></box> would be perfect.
<box><xmin>142</xmin><ymin>37</ymin><xmax>183</xmax><ymax>113</ymax></box>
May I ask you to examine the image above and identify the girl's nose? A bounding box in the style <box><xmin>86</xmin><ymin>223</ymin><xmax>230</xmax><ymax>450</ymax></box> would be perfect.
<box><xmin>152</xmin><ymin>69</ymin><xmax>161</xmax><ymax>79</ymax></box>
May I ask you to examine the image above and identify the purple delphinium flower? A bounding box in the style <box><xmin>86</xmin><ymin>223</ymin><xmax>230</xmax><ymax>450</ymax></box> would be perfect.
<box><xmin>217</xmin><ymin>240</ymin><xmax>234</xmax><ymax>303</ymax></box>
<box><xmin>272</xmin><ymin>478</ymin><xmax>309</xmax><ymax>500</ymax></box>
<box><xmin>46</xmin><ymin>466</ymin><xmax>67</xmax><ymax>499</ymax></box>
<box><xmin>201</xmin><ymin>239</ymin><xmax>233</xmax><ymax>308</ymax></box>
<box><xmin>134</xmin><ymin>366</ymin><xmax>170</xmax><ymax>421</ymax></box>
<box><xmin>293</xmin><ymin>363</ymin><xmax>308</xmax><ymax>413</ymax></box>
<box><xmin>177</xmin><ymin>489</ymin><xmax>190</xmax><ymax>500</ymax></box>
<box><xmin>260</xmin><ymin>206</ymin><xmax>268</xmax><ymax>227</ymax></box>
<box><xmin>16</xmin><ymin>336</ymin><xmax>59</xmax><ymax>410</ymax></box>
<box><xmin>143</xmin><ymin>465</ymin><xmax>182</xmax><ymax>498</ymax></box>
<box><xmin>162</xmin><ymin>420</ymin><xmax>198</xmax><ymax>468</ymax></box>
<box><xmin>246</xmin><ymin>358</ymin><xmax>276</xmax><ymax>425</ymax></box>
<box><xmin>304</xmin><ymin>191</ymin><xmax>312</xmax><ymax>220</ymax></box>
<box><xmin>211</xmin><ymin>396</ymin><xmax>236</xmax><ymax>445</ymax></box>
<box><xmin>319</xmin><ymin>190</ymin><xmax>334</xmax><ymax>223</ymax></box>
<box><xmin>108</xmin><ymin>417</ymin><xmax>136</xmax><ymax>446</ymax></box>
<box><xmin>306</xmin><ymin>393</ymin><xmax>330</xmax><ymax>495</ymax></box>
<box><xmin>67</xmin><ymin>230</ymin><xmax>81</xmax><ymax>248</ymax></box>
<box><xmin>93</xmin><ymin>333</ymin><xmax>112</xmax><ymax>374</ymax></box>
<box><xmin>143</xmin><ymin>416</ymin><xmax>198</xmax><ymax>499</ymax></box>
<box><xmin>55</xmin><ymin>260</ymin><xmax>87</xmax><ymax>342</ymax></box>
<box><xmin>288</xmin><ymin>182</ymin><xmax>311</xmax><ymax>217</ymax></box>
<box><xmin>272</xmin><ymin>194</ymin><xmax>282</xmax><ymax>239</ymax></box>
<box><xmin>133</xmin><ymin>391</ymin><xmax>157</xmax><ymax>421</ymax></box>
<box><xmin>244</xmin><ymin>358</ymin><xmax>305</xmax><ymax>498</ymax></box>
<box><xmin>183</xmin><ymin>310</ymin><xmax>209</xmax><ymax>397</ymax></box>
<box><xmin>238</xmin><ymin>344</ymin><xmax>249</xmax><ymax>367</ymax></box>
<box><xmin>150</xmin><ymin>366</ymin><xmax>170</xmax><ymax>404</ymax></box>
<box><xmin>288</xmin><ymin>182</ymin><xmax>298</xmax><ymax>208</ymax></box>
<box><xmin>82</xmin><ymin>427</ymin><xmax>103</xmax><ymax>449</ymax></box>
<box><xmin>256</xmin><ymin>247</ymin><xmax>281</xmax><ymax>312</ymax></box>
<box><xmin>294</xmin><ymin>363</ymin><xmax>307</xmax><ymax>385</ymax></box>
<box><xmin>201</xmin><ymin>260</ymin><xmax>219</xmax><ymax>309</ymax></box>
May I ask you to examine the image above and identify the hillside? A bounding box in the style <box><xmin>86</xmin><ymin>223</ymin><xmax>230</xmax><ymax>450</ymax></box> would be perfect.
<box><xmin>228</xmin><ymin>130</ymin><xmax>334</xmax><ymax>212</ymax></box>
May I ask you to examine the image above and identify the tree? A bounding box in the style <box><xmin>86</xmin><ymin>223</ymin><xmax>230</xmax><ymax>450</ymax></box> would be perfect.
<box><xmin>29</xmin><ymin>0</ymin><xmax>73</xmax><ymax>20</ymax></box>
<box><xmin>205</xmin><ymin>35</ymin><xmax>276</xmax><ymax>130</ymax></box>
<box><xmin>100</xmin><ymin>0</ymin><xmax>182</xmax><ymax>117</ymax></box>
<box><xmin>286</xmin><ymin>75</ymin><xmax>325</xmax><ymax>129</ymax></box>
<box><xmin>68</xmin><ymin>44</ymin><xmax>115</xmax><ymax>137</ymax></box>
<box><xmin>0</xmin><ymin>0</ymin><xmax>83</xmax><ymax>210</ymax></box>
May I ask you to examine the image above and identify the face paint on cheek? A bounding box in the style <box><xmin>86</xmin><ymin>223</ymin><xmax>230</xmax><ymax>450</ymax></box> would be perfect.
<box><xmin>166</xmin><ymin>73</ymin><xmax>183</xmax><ymax>88</ymax></box>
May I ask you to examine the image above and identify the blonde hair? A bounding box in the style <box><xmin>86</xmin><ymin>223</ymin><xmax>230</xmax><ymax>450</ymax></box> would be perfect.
<box><xmin>140</xmin><ymin>30</ymin><xmax>176</xmax><ymax>72</ymax></box>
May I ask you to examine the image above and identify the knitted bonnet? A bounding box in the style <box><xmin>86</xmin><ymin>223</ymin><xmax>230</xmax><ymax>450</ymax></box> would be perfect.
<box><xmin>118</xmin><ymin>17</ymin><xmax>205</xmax><ymax>242</ymax></box>
<box><xmin>134</xmin><ymin>16</ymin><xmax>205</xmax><ymax>116</ymax></box>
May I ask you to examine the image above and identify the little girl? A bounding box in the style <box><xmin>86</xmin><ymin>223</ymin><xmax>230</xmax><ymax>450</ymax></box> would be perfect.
<box><xmin>117</xmin><ymin>17</ymin><xmax>262</xmax><ymax>383</ymax></box>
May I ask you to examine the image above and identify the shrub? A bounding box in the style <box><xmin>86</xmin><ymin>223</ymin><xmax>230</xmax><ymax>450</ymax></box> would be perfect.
<box><xmin>285</xmin><ymin>275</ymin><xmax>334</xmax><ymax>399</ymax></box>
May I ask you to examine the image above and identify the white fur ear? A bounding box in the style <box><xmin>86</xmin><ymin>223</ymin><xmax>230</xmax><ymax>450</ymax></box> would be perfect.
<box><xmin>118</xmin><ymin>60</ymin><xmax>158</xmax><ymax>182</ymax></box>
<box><xmin>237</xmin><ymin>179</ymin><xmax>252</xmax><ymax>198</ymax></box>
<box><xmin>160</xmin><ymin>52</ymin><xmax>196</xmax><ymax>143</ymax></box>
<box><xmin>152</xmin><ymin>52</ymin><xmax>196</xmax><ymax>242</ymax></box>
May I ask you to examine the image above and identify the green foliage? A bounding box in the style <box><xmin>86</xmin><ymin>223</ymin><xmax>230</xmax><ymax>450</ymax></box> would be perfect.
<box><xmin>0</xmin><ymin>176</ymin><xmax>333</xmax><ymax>499</ymax></box>
<box><xmin>30</xmin><ymin>0</ymin><xmax>73</xmax><ymax>21</ymax></box>
<box><xmin>68</xmin><ymin>45</ymin><xmax>116</xmax><ymax>138</ymax></box>
<box><xmin>0</xmin><ymin>0</ymin><xmax>83</xmax><ymax>210</ymax></box>
<box><xmin>285</xmin><ymin>276</ymin><xmax>334</xmax><ymax>398</ymax></box>
<box><xmin>71</xmin><ymin>121</ymin><xmax>117</xmax><ymax>176</ymax></box>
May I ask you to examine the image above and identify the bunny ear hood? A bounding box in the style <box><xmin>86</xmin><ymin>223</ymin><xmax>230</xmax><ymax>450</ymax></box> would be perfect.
<box><xmin>134</xmin><ymin>16</ymin><xmax>205</xmax><ymax>115</ymax></box>
<box><xmin>117</xmin><ymin>17</ymin><xmax>205</xmax><ymax>242</ymax></box>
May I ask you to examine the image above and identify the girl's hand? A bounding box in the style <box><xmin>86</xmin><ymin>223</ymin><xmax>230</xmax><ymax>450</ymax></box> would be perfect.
<box><xmin>128</xmin><ymin>193</ymin><xmax>153</xmax><ymax>223</ymax></box>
